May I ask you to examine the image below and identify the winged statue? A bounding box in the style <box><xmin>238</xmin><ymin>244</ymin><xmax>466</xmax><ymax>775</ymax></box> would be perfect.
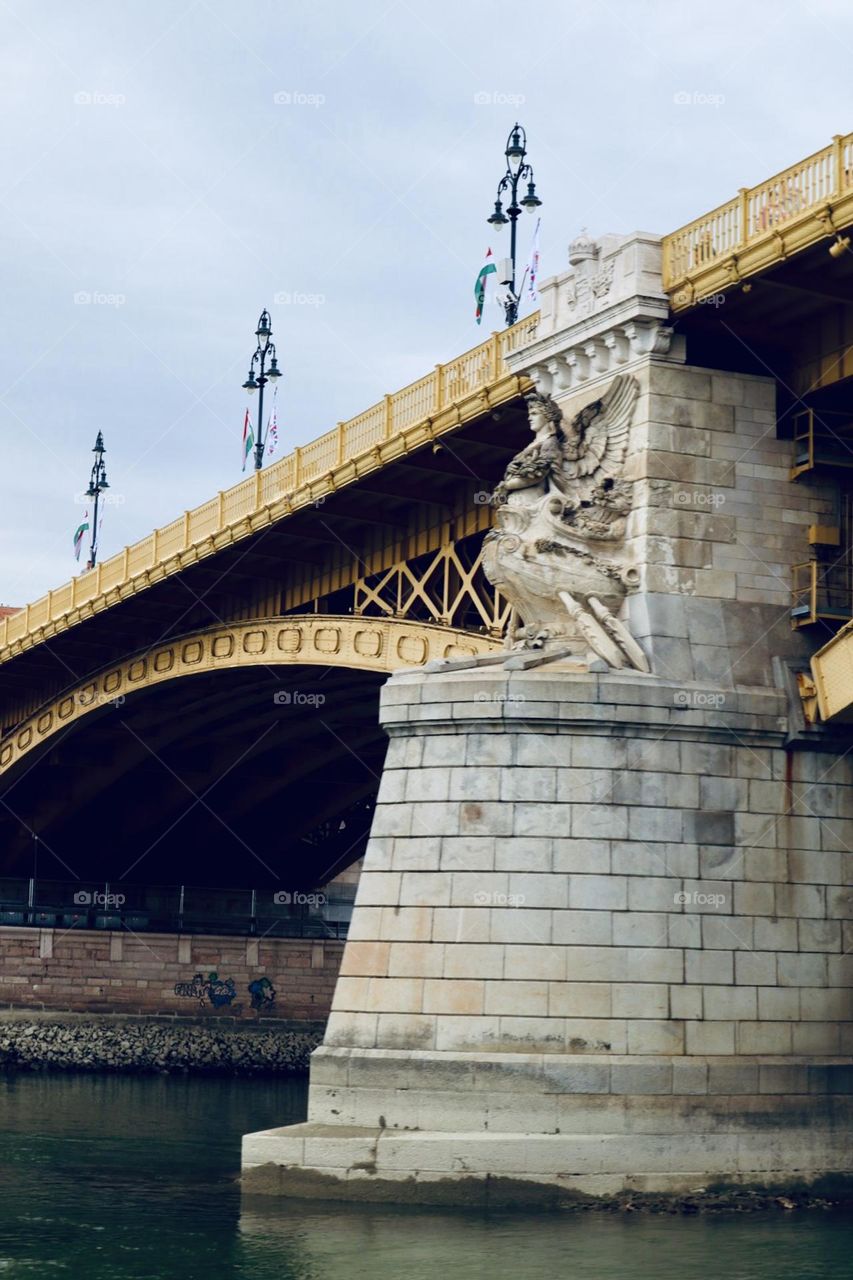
<box><xmin>482</xmin><ymin>374</ymin><xmax>650</xmax><ymax>672</ymax></box>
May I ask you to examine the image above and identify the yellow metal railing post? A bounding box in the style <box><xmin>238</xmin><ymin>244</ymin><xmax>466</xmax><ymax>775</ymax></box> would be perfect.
<box><xmin>738</xmin><ymin>187</ymin><xmax>749</xmax><ymax>243</ymax></box>
<box><xmin>435</xmin><ymin>365</ymin><xmax>444</xmax><ymax>412</ymax></box>
<box><xmin>294</xmin><ymin>447</ymin><xmax>301</xmax><ymax>487</ymax></box>
<box><xmin>832</xmin><ymin>134</ymin><xmax>844</xmax><ymax>193</ymax></box>
<box><xmin>254</xmin><ymin>469</ymin><xmax>262</xmax><ymax>510</ymax></box>
<box><xmin>183</xmin><ymin>511</ymin><xmax>190</xmax><ymax>549</ymax></box>
<box><xmin>384</xmin><ymin>394</ymin><xmax>393</xmax><ymax>438</ymax></box>
<box><xmin>811</xmin><ymin>561</ymin><xmax>818</xmax><ymax>623</ymax></box>
<box><xmin>336</xmin><ymin>423</ymin><xmax>344</xmax><ymax>466</ymax></box>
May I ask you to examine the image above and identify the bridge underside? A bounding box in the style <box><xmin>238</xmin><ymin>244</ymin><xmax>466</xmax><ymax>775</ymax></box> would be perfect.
<box><xmin>0</xmin><ymin>397</ymin><xmax>529</xmax><ymax>889</ymax></box>
<box><xmin>0</xmin><ymin>661</ymin><xmax>387</xmax><ymax>888</ymax></box>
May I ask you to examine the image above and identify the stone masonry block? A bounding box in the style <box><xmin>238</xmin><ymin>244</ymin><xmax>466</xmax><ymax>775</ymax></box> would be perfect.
<box><xmin>548</xmin><ymin>982</ymin><xmax>612</xmax><ymax>1017</ymax></box>
<box><xmin>439</xmin><ymin>837</ymin><xmax>495</xmax><ymax>872</ymax></box>
<box><xmin>757</xmin><ymin>988</ymin><xmax>800</xmax><ymax>1021</ymax></box>
<box><xmin>704</xmin><ymin>986</ymin><xmax>757</xmax><ymax>1020</ymax></box>
<box><xmin>551</xmin><ymin>839</ymin><xmax>610</xmax><ymax>874</ymax></box>
<box><xmin>423</xmin><ymin>979</ymin><xmax>485</xmax><ymax>1016</ymax></box>
<box><xmin>685</xmin><ymin>1022</ymin><xmax>736</xmax><ymax>1055</ymax></box>
<box><xmin>778</xmin><ymin>953</ymin><xmax>828</xmax><ymax>988</ymax></box>
<box><xmin>627</xmin><ymin>1020</ymin><xmax>685</xmax><ymax>1055</ymax></box>
<box><xmin>612</xmin><ymin>913</ymin><xmax>669</xmax><ymax>948</ymax></box>
<box><xmin>798</xmin><ymin>919</ymin><xmax>842</xmax><ymax>952</ymax></box>
<box><xmin>569</xmin><ymin>875</ymin><xmax>628</xmax><ymax>911</ymax></box>
<box><xmin>735</xmin><ymin>952</ymin><xmax>777</xmax><ymax>986</ymax></box>
<box><xmin>552</xmin><ymin>910</ymin><xmax>613</xmax><ymax>946</ymax></box>
<box><xmin>442</xmin><ymin>943</ymin><xmax>505</xmax><ymax>980</ymax></box>
<box><xmin>685</xmin><ymin>950</ymin><xmax>733</xmax><ymax>985</ymax></box>
<box><xmin>504</xmin><ymin>944</ymin><xmax>566</xmax><ymax>981</ymax></box>
<box><xmin>388</xmin><ymin>943</ymin><xmax>445</xmax><ymax>979</ymax></box>
<box><xmin>611</xmin><ymin>983</ymin><xmax>668</xmax><ymax>1018</ymax></box>
<box><xmin>775</xmin><ymin>884</ymin><xmax>826</xmax><ymax>919</ymax></box>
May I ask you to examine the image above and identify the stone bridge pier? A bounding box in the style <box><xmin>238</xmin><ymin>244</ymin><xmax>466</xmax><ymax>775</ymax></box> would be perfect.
<box><xmin>243</xmin><ymin>232</ymin><xmax>852</xmax><ymax>1204</ymax></box>
<box><xmin>243</xmin><ymin>663</ymin><xmax>852</xmax><ymax>1204</ymax></box>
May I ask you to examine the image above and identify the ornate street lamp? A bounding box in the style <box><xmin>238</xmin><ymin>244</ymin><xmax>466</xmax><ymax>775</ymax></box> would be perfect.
<box><xmin>241</xmin><ymin>309</ymin><xmax>283</xmax><ymax>470</ymax></box>
<box><xmin>84</xmin><ymin>431</ymin><xmax>109</xmax><ymax>569</ymax></box>
<box><xmin>486</xmin><ymin>123</ymin><xmax>542</xmax><ymax>326</ymax></box>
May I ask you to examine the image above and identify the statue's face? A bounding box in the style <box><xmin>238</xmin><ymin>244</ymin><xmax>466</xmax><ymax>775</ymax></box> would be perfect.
<box><xmin>528</xmin><ymin>403</ymin><xmax>547</xmax><ymax>433</ymax></box>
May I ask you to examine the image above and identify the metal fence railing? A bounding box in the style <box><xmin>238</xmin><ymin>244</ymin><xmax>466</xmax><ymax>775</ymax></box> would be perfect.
<box><xmin>0</xmin><ymin>877</ymin><xmax>354</xmax><ymax>940</ymax></box>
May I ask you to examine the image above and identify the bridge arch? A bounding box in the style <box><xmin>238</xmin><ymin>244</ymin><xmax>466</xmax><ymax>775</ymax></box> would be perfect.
<box><xmin>0</xmin><ymin>615</ymin><xmax>500</xmax><ymax>778</ymax></box>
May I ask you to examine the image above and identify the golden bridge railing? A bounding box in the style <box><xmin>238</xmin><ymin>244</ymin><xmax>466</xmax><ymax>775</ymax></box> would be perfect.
<box><xmin>663</xmin><ymin>132</ymin><xmax>853</xmax><ymax>300</ymax></box>
<box><xmin>0</xmin><ymin>314</ymin><xmax>539</xmax><ymax>653</ymax></box>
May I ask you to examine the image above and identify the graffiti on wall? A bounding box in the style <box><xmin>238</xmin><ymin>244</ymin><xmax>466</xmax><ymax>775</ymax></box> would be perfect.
<box><xmin>173</xmin><ymin>972</ymin><xmax>277</xmax><ymax>1012</ymax></box>
<box><xmin>173</xmin><ymin>971</ymin><xmax>237</xmax><ymax>1008</ymax></box>
<box><xmin>248</xmin><ymin>976</ymin><xmax>276</xmax><ymax>1011</ymax></box>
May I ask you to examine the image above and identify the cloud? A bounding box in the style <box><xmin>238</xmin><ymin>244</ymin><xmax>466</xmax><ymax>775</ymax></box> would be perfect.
<box><xmin>0</xmin><ymin>0</ymin><xmax>848</xmax><ymax>601</ymax></box>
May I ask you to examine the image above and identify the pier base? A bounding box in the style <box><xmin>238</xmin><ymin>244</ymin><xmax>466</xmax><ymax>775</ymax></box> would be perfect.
<box><xmin>243</xmin><ymin>664</ymin><xmax>853</xmax><ymax>1203</ymax></box>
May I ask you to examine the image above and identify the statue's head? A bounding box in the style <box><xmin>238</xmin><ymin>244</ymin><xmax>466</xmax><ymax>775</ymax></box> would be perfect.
<box><xmin>525</xmin><ymin>391</ymin><xmax>562</xmax><ymax>434</ymax></box>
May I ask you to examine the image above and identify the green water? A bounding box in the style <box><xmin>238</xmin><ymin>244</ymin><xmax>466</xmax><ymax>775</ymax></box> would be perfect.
<box><xmin>0</xmin><ymin>1072</ymin><xmax>848</xmax><ymax>1279</ymax></box>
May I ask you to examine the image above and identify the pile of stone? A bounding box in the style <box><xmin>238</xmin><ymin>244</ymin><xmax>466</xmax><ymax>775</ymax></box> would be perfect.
<box><xmin>0</xmin><ymin>1016</ymin><xmax>324</xmax><ymax>1075</ymax></box>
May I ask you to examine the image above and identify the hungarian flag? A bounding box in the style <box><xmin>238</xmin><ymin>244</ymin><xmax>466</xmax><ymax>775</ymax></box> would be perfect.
<box><xmin>474</xmin><ymin>247</ymin><xmax>496</xmax><ymax>325</ymax></box>
<box><xmin>241</xmin><ymin>409</ymin><xmax>254</xmax><ymax>472</ymax></box>
<box><xmin>73</xmin><ymin>512</ymin><xmax>89</xmax><ymax>562</ymax></box>
<box><xmin>526</xmin><ymin>217</ymin><xmax>541</xmax><ymax>303</ymax></box>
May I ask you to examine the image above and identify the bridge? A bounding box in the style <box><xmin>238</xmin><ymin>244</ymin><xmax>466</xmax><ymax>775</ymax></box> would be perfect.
<box><xmin>0</xmin><ymin>317</ymin><xmax>537</xmax><ymax>887</ymax></box>
<box><xmin>1</xmin><ymin>136</ymin><xmax>852</xmax><ymax>1204</ymax></box>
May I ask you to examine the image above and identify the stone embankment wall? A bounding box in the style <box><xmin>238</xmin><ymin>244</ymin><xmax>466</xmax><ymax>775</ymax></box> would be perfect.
<box><xmin>0</xmin><ymin>927</ymin><xmax>343</xmax><ymax>1022</ymax></box>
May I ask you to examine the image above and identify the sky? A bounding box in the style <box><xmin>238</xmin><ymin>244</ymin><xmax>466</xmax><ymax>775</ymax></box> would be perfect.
<box><xmin>0</xmin><ymin>0</ymin><xmax>850</xmax><ymax>605</ymax></box>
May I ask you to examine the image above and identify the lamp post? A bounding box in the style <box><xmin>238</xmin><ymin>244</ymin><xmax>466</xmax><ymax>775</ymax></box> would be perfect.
<box><xmin>486</xmin><ymin>123</ymin><xmax>542</xmax><ymax>326</ymax></box>
<box><xmin>85</xmin><ymin>432</ymin><xmax>109</xmax><ymax>569</ymax></box>
<box><xmin>241</xmin><ymin>309</ymin><xmax>283</xmax><ymax>470</ymax></box>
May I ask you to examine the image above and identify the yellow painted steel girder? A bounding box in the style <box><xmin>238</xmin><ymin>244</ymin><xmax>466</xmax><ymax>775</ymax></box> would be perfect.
<box><xmin>0</xmin><ymin>316</ymin><xmax>537</xmax><ymax>668</ymax></box>
<box><xmin>663</xmin><ymin>132</ymin><xmax>853</xmax><ymax>309</ymax></box>
<box><xmin>0</xmin><ymin>616</ymin><xmax>502</xmax><ymax>777</ymax></box>
<box><xmin>809</xmin><ymin>618</ymin><xmax>853</xmax><ymax>723</ymax></box>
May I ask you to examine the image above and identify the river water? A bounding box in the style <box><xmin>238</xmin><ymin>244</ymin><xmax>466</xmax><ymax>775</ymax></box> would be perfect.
<box><xmin>0</xmin><ymin>1071</ymin><xmax>848</xmax><ymax>1279</ymax></box>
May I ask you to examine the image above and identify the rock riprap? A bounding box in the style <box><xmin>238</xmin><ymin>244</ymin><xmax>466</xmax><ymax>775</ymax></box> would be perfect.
<box><xmin>0</xmin><ymin>1015</ymin><xmax>323</xmax><ymax>1074</ymax></box>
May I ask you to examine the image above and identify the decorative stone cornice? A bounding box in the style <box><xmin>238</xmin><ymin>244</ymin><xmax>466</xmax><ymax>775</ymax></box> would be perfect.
<box><xmin>503</xmin><ymin>230</ymin><xmax>684</xmax><ymax>394</ymax></box>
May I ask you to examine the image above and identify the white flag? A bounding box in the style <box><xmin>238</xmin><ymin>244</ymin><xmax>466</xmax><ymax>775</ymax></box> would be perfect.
<box><xmin>526</xmin><ymin>217</ymin><xmax>541</xmax><ymax>303</ymax></box>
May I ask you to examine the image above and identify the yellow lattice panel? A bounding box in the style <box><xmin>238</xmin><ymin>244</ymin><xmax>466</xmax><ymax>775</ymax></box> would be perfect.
<box><xmin>811</xmin><ymin>620</ymin><xmax>853</xmax><ymax>722</ymax></box>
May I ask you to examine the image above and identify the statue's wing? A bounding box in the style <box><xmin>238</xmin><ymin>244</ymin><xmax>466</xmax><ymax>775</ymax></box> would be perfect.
<box><xmin>564</xmin><ymin>373</ymin><xmax>640</xmax><ymax>481</ymax></box>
